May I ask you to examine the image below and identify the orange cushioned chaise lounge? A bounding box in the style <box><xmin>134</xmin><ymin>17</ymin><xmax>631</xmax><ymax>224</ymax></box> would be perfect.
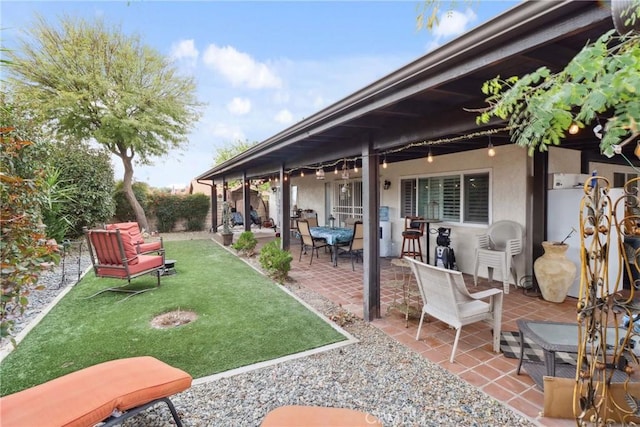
<box><xmin>0</xmin><ymin>356</ymin><xmax>192</xmax><ymax>427</ymax></box>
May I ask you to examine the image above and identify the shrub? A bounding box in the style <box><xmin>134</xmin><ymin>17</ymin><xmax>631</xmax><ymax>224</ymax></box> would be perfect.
<box><xmin>258</xmin><ymin>239</ymin><xmax>292</xmax><ymax>283</ymax></box>
<box><xmin>0</xmin><ymin>126</ymin><xmax>59</xmax><ymax>339</ymax></box>
<box><xmin>40</xmin><ymin>167</ymin><xmax>76</xmax><ymax>242</ymax></box>
<box><xmin>50</xmin><ymin>141</ymin><xmax>115</xmax><ymax>237</ymax></box>
<box><xmin>232</xmin><ymin>231</ymin><xmax>258</xmax><ymax>256</ymax></box>
<box><xmin>182</xmin><ymin>194</ymin><xmax>209</xmax><ymax>231</ymax></box>
<box><xmin>148</xmin><ymin>193</ymin><xmax>210</xmax><ymax>233</ymax></box>
<box><xmin>149</xmin><ymin>193</ymin><xmax>181</xmax><ymax>233</ymax></box>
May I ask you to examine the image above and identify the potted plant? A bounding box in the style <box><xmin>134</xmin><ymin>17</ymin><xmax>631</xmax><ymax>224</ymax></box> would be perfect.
<box><xmin>221</xmin><ymin>201</ymin><xmax>233</xmax><ymax>246</ymax></box>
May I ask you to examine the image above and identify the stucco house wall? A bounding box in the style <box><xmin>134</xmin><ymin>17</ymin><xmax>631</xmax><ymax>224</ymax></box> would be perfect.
<box><xmin>285</xmin><ymin>144</ymin><xmax>530</xmax><ymax>280</ymax></box>
<box><xmin>278</xmin><ymin>143</ymin><xmax>634</xmax><ymax>282</ymax></box>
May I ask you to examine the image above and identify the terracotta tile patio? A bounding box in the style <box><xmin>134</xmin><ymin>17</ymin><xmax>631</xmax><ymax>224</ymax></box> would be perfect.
<box><xmin>284</xmin><ymin>239</ymin><xmax>577</xmax><ymax>426</ymax></box>
<box><xmin>226</xmin><ymin>230</ymin><xmax>578</xmax><ymax>425</ymax></box>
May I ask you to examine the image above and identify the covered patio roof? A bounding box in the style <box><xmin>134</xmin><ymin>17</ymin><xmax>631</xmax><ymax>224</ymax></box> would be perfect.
<box><xmin>196</xmin><ymin>1</ymin><xmax>631</xmax><ymax>321</ymax></box>
<box><xmin>196</xmin><ymin>1</ymin><xmax>625</xmax><ymax>184</ymax></box>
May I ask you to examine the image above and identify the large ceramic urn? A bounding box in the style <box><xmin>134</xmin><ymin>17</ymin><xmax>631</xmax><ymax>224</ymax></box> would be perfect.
<box><xmin>534</xmin><ymin>241</ymin><xmax>577</xmax><ymax>303</ymax></box>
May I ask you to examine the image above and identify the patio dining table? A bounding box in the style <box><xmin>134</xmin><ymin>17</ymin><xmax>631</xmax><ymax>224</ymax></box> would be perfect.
<box><xmin>310</xmin><ymin>226</ymin><xmax>353</xmax><ymax>267</ymax></box>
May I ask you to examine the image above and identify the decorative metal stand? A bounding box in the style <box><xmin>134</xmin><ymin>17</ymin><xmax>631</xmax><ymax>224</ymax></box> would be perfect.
<box><xmin>576</xmin><ymin>176</ymin><xmax>640</xmax><ymax>425</ymax></box>
<box><xmin>58</xmin><ymin>239</ymin><xmax>84</xmax><ymax>288</ymax></box>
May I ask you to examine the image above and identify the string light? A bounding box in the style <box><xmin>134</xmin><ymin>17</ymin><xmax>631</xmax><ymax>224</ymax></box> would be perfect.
<box><xmin>568</xmin><ymin>122</ymin><xmax>580</xmax><ymax>135</ymax></box>
<box><xmin>487</xmin><ymin>136</ymin><xmax>496</xmax><ymax>157</ymax></box>
<box><xmin>341</xmin><ymin>159</ymin><xmax>350</xmax><ymax>180</ymax></box>
<box><xmin>300</xmin><ymin>170</ymin><xmax>304</xmax><ymax>177</ymax></box>
<box><xmin>382</xmin><ymin>155</ymin><xmax>387</xmax><ymax>169</ymax></box>
<box><xmin>353</xmin><ymin>161</ymin><xmax>358</xmax><ymax>173</ymax></box>
<box><xmin>427</xmin><ymin>148</ymin><xmax>433</xmax><ymax>163</ymax></box>
<box><xmin>272</xmin><ymin>126</ymin><xmax>510</xmax><ymax>175</ymax></box>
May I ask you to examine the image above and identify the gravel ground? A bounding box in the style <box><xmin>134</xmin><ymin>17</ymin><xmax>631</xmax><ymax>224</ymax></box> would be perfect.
<box><xmin>1</xmin><ymin>232</ymin><xmax>535</xmax><ymax>427</ymax></box>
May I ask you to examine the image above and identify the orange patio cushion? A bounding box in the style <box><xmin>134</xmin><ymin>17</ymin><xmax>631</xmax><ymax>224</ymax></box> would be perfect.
<box><xmin>106</xmin><ymin>222</ymin><xmax>144</xmax><ymax>244</ymax></box>
<box><xmin>96</xmin><ymin>254</ymin><xmax>163</xmax><ymax>277</ymax></box>
<box><xmin>120</xmin><ymin>230</ymin><xmax>140</xmax><ymax>264</ymax></box>
<box><xmin>261</xmin><ymin>405</ymin><xmax>383</xmax><ymax>427</ymax></box>
<box><xmin>0</xmin><ymin>356</ymin><xmax>192</xmax><ymax>427</ymax></box>
<box><xmin>138</xmin><ymin>240</ymin><xmax>163</xmax><ymax>253</ymax></box>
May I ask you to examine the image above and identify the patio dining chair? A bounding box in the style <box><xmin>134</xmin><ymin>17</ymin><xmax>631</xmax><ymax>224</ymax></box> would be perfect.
<box><xmin>473</xmin><ymin>220</ymin><xmax>523</xmax><ymax>294</ymax></box>
<box><xmin>337</xmin><ymin>221</ymin><xmax>364</xmax><ymax>271</ymax></box>
<box><xmin>405</xmin><ymin>257</ymin><xmax>503</xmax><ymax>363</ymax></box>
<box><xmin>297</xmin><ymin>220</ymin><xmax>331</xmax><ymax>265</ymax></box>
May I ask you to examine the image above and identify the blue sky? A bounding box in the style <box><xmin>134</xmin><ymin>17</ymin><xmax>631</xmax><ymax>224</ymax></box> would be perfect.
<box><xmin>2</xmin><ymin>1</ymin><xmax>519</xmax><ymax>189</ymax></box>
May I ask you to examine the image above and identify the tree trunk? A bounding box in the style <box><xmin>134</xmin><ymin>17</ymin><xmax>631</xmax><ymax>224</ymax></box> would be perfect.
<box><xmin>122</xmin><ymin>156</ymin><xmax>149</xmax><ymax>232</ymax></box>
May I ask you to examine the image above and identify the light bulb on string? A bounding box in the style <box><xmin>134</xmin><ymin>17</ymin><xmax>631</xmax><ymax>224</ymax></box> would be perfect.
<box><xmin>427</xmin><ymin>148</ymin><xmax>433</xmax><ymax>163</ymax></box>
<box><xmin>487</xmin><ymin>136</ymin><xmax>496</xmax><ymax>157</ymax></box>
<box><xmin>568</xmin><ymin>122</ymin><xmax>580</xmax><ymax>135</ymax></box>
<box><xmin>300</xmin><ymin>170</ymin><xmax>304</xmax><ymax>177</ymax></box>
<box><xmin>382</xmin><ymin>155</ymin><xmax>388</xmax><ymax>169</ymax></box>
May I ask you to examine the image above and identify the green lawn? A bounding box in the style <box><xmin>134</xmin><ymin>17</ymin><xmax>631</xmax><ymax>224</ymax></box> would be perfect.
<box><xmin>0</xmin><ymin>239</ymin><xmax>346</xmax><ymax>395</ymax></box>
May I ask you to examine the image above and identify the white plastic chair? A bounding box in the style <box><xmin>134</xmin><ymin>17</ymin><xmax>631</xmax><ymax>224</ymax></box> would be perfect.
<box><xmin>473</xmin><ymin>220</ymin><xmax>523</xmax><ymax>294</ymax></box>
<box><xmin>405</xmin><ymin>257</ymin><xmax>503</xmax><ymax>363</ymax></box>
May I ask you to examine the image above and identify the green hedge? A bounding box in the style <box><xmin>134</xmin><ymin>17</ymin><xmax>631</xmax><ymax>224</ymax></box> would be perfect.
<box><xmin>149</xmin><ymin>193</ymin><xmax>210</xmax><ymax>232</ymax></box>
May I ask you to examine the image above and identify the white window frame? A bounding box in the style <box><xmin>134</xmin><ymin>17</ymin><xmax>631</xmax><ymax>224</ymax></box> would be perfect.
<box><xmin>399</xmin><ymin>169</ymin><xmax>492</xmax><ymax>225</ymax></box>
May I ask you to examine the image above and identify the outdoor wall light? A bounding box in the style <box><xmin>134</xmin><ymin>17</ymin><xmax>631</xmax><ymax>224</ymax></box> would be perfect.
<box><xmin>384</xmin><ymin>180</ymin><xmax>391</xmax><ymax>190</ymax></box>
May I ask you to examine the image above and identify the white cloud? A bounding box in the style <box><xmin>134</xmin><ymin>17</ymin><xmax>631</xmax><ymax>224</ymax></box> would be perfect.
<box><xmin>170</xmin><ymin>39</ymin><xmax>199</xmax><ymax>65</ymax></box>
<box><xmin>274</xmin><ymin>109</ymin><xmax>293</xmax><ymax>124</ymax></box>
<box><xmin>426</xmin><ymin>8</ymin><xmax>478</xmax><ymax>51</ymax></box>
<box><xmin>209</xmin><ymin>122</ymin><xmax>246</xmax><ymax>142</ymax></box>
<box><xmin>227</xmin><ymin>97</ymin><xmax>252</xmax><ymax>115</ymax></box>
<box><xmin>433</xmin><ymin>8</ymin><xmax>477</xmax><ymax>38</ymax></box>
<box><xmin>202</xmin><ymin>44</ymin><xmax>282</xmax><ymax>89</ymax></box>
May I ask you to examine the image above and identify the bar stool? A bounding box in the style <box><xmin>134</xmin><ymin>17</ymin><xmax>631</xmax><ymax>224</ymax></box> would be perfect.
<box><xmin>400</xmin><ymin>216</ymin><xmax>425</xmax><ymax>262</ymax></box>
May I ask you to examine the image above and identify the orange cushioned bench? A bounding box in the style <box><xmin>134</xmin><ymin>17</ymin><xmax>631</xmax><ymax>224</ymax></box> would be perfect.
<box><xmin>261</xmin><ymin>405</ymin><xmax>383</xmax><ymax>426</ymax></box>
<box><xmin>0</xmin><ymin>356</ymin><xmax>192</xmax><ymax>427</ymax></box>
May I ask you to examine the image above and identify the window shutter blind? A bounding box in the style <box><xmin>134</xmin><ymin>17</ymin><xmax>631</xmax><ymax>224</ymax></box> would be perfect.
<box><xmin>464</xmin><ymin>173</ymin><xmax>489</xmax><ymax>223</ymax></box>
<box><xmin>441</xmin><ymin>176</ymin><xmax>460</xmax><ymax>221</ymax></box>
<box><xmin>400</xmin><ymin>179</ymin><xmax>416</xmax><ymax>217</ymax></box>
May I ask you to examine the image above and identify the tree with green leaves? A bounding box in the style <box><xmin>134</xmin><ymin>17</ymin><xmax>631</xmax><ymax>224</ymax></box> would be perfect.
<box><xmin>419</xmin><ymin>1</ymin><xmax>639</xmax><ymax>160</ymax></box>
<box><xmin>477</xmin><ymin>28</ymin><xmax>640</xmax><ymax>159</ymax></box>
<box><xmin>214</xmin><ymin>139</ymin><xmax>258</xmax><ymax>166</ymax></box>
<box><xmin>6</xmin><ymin>15</ymin><xmax>203</xmax><ymax>232</ymax></box>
